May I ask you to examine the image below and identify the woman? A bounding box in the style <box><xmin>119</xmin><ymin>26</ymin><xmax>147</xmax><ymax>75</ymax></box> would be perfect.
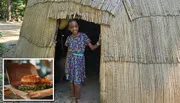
<box><xmin>65</xmin><ymin>19</ymin><xmax>101</xmax><ymax>103</ymax></box>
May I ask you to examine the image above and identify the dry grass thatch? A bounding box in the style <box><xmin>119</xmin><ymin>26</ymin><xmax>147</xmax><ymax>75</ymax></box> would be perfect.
<box><xmin>102</xmin><ymin>1</ymin><xmax>180</xmax><ymax>63</ymax></box>
<box><xmin>14</xmin><ymin>3</ymin><xmax>56</xmax><ymax>57</ymax></box>
<box><xmin>123</xmin><ymin>0</ymin><xmax>180</xmax><ymax>21</ymax></box>
<box><xmin>14</xmin><ymin>0</ymin><xmax>180</xmax><ymax>103</ymax></box>
<box><xmin>100</xmin><ymin>61</ymin><xmax>180</xmax><ymax>103</ymax></box>
<box><xmin>100</xmin><ymin>1</ymin><xmax>180</xmax><ymax>102</ymax></box>
<box><xmin>26</xmin><ymin>0</ymin><xmax>123</xmax><ymax>25</ymax></box>
<box><xmin>27</xmin><ymin>0</ymin><xmax>121</xmax><ymax>15</ymax></box>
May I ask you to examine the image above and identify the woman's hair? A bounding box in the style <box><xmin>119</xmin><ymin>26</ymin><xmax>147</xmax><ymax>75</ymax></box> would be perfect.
<box><xmin>68</xmin><ymin>19</ymin><xmax>79</xmax><ymax>27</ymax></box>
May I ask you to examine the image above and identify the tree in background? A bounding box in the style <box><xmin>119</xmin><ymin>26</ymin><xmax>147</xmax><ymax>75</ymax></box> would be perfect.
<box><xmin>6</xmin><ymin>0</ymin><xmax>11</xmax><ymax>21</ymax></box>
<box><xmin>11</xmin><ymin>0</ymin><xmax>26</xmax><ymax>21</ymax></box>
<box><xmin>0</xmin><ymin>0</ymin><xmax>27</xmax><ymax>21</ymax></box>
<box><xmin>0</xmin><ymin>0</ymin><xmax>7</xmax><ymax>20</ymax></box>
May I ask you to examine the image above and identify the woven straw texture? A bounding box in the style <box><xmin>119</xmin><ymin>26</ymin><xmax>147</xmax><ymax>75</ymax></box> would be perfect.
<box><xmin>102</xmin><ymin>0</ymin><xmax>180</xmax><ymax>63</ymax></box>
<box><xmin>100</xmin><ymin>1</ymin><xmax>180</xmax><ymax>103</ymax></box>
<box><xmin>25</xmin><ymin>0</ymin><xmax>122</xmax><ymax>25</ymax></box>
<box><xmin>27</xmin><ymin>0</ymin><xmax>121</xmax><ymax>15</ymax></box>
<box><xmin>123</xmin><ymin>0</ymin><xmax>180</xmax><ymax>21</ymax></box>
<box><xmin>47</xmin><ymin>2</ymin><xmax>113</xmax><ymax>25</ymax></box>
<box><xmin>14</xmin><ymin>3</ymin><xmax>56</xmax><ymax>57</ymax></box>
<box><xmin>14</xmin><ymin>0</ymin><xmax>180</xmax><ymax>103</ymax></box>
<box><xmin>100</xmin><ymin>62</ymin><xmax>180</xmax><ymax>103</ymax></box>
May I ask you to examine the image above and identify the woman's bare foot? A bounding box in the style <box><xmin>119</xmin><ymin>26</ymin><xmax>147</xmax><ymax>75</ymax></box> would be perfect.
<box><xmin>71</xmin><ymin>97</ymin><xmax>76</xmax><ymax>103</ymax></box>
<box><xmin>76</xmin><ymin>99</ymin><xmax>81</xmax><ymax>103</ymax></box>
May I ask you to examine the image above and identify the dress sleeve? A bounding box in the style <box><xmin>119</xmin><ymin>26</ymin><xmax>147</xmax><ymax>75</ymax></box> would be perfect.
<box><xmin>65</xmin><ymin>36</ymin><xmax>70</xmax><ymax>47</ymax></box>
<box><xmin>84</xmin><ymin>33</ymin><xmax>91</xmax><ymax>46</ymax></box>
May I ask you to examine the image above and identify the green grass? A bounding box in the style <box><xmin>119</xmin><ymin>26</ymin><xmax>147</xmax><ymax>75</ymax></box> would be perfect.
<box><xmin>0</xmin><ymin>32</ymin><xmax>2</xmax><ymax>38</ymax></box>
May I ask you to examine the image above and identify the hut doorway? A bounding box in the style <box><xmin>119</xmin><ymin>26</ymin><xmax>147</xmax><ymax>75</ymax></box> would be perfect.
<box><xmin>54</xmin><ymin>19</ymin><xmax>101</xmax><ymax>82</ymax></box>
<box><xmin>54</xmin><ymin>19</ymin><xmax>100</xmax><ymax>102</ymax></box>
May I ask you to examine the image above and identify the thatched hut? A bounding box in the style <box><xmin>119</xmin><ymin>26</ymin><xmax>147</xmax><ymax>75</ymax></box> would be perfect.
<box><xmin>14</xmin><ymin>0</ymin><xmax>180</xmax><ymax>103</ymax></box>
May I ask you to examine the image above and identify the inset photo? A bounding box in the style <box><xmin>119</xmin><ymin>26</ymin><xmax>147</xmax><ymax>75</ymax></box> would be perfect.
<box><xmin>2</xmin><ymin>58</ymin><xmax>54</xmax><ymax>102</ymax></box>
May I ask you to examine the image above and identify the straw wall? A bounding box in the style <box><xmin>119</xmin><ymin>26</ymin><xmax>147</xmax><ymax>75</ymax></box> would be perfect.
<box><xmin>14</xmin><ymin>3</ymin><xmax>57</xmax><ymax>57</ymax></box>
<box><xmin>47</xmin><ymin>2</ymin><xmax>113</xmax><ymax>25</ymax></box>
<box><xmin>27</xmin><ymin>0</ymin><xmax>121</xmax><ymax>15</ymax></box>
<box><xmin>100</xmin><ymin>1</ymin><xmax>180</xmax><ymax>103</ymax></box>
<box><xmin>100</xmin><ymin>62</ymin><xmax>180</xmax><ymax>103</ymax></box>
<box><xmin>14</xmin><ymin>0</ymin><xmax>120</xmax><ymax>57</ymax></box>
<box><xmin>13</xmin><ymin>0</ymin><xmax>180</xmax><ymax>103</ymax></box>
<box><xmin>102</xmin><ymin>1</ymin><xmax>180</xmax><ymax>63</ymax></box>
<box><xmin>123</xmin><ymin>0</ymin><xmax>180</xmax><ymax>21</ymax></box>
<box><xmin>25</xmin><ymin>0</ymin><xmax>122</xmax><ymax>25</ymax></box>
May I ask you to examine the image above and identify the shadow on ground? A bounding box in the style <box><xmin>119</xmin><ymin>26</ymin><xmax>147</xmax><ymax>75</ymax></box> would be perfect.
<box><xmin>54</xmin><ymin>75</ymin><xmax>100</xmax><ymax>103</ymax></box>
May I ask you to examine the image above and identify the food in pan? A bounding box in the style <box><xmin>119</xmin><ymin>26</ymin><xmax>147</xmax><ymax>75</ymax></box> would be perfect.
<box><xmin>18</xmin><ymin>75</ymin><xmax>52</xmax><ymax>92</ymax></box>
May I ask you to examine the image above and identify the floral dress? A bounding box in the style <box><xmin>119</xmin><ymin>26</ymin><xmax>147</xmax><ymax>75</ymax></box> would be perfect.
<box><xmin>65</xmin><ymin>33</ymin><xmax>91</xmax><ymax>84</ymax></box>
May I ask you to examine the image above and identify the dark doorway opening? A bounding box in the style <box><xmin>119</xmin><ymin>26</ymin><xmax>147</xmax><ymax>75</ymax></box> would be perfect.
<box><xmin>54</xmin><ymin>19</ymin><xmax>101</xmax><ymax>102</ymax></box>
<box><xmin>54</xmin><ymin>19</ymin><xmax>101</xmax><ymax>83</ymax></box>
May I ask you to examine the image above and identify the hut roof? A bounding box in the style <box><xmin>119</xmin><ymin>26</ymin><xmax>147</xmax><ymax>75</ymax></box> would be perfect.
<box><xmin>101</xmin><ymin>0</ymin><xmax>180</xmax><ymax>64</ymax></box>
<box><xmin>26</xmin><ymin>0</ymin><xmax>123</xmax><ymax>25</ymax></box>
<box><xmin>15</xmin><ymin>0</ymin><xmax>180</xmax><ymax>62</ymax></box>
<box><xmin>123</xmin><ymin>0</ymin><xmax>180</xmax><ymax>21</ymax></box>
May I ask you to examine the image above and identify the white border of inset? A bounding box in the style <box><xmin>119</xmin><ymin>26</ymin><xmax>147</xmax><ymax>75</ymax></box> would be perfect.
<box><xmin>2</xmin><ymin>58</ymin><xmax>54</xmax><ymax>102</ymax></box>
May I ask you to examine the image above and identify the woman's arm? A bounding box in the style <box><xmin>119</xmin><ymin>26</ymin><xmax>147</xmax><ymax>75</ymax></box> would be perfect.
<box><xmin>88</xmin><ymin>42</ymin><xmax>99</xmax><ymax>50</ymax></box>
<box><xmin>86</xmin><ymin>33</ymin><xmax>101</xmax><ymax>50</ymax></box>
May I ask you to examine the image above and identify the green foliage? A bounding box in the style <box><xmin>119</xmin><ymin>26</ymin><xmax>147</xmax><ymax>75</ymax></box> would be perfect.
<box><xmin>18</xmin><ymin>84</ymin><xmax>52</xmax><ymax>92</ymax></box>
<box><xmin>0</xmin><ymin>32</ymin><xmax>2</xmax><ymax>37</ymax></box>
<box><xmin>11</xmin><ymin>0</ymin><xmax>26</xmax><ymax>19</ymax></box>
<box><xmin>0</xmin><ymin>0</ymin><xmax>27</xmax><ymax>20</ymax></box>
<box><xmin>0</xmin><ymin>0</ymin><xmax>7</xmax><ymax>19</ymax></box>
<box><xmin>0</xmin><ymin>32</ymin><xmax>8</xmax><ymax>56</ymax></box>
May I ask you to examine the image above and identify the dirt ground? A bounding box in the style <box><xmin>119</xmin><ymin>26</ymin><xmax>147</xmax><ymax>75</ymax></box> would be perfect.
<box><xmin>0</xmin><ymin>21</ymin><xmax>21</xmax><ymax>45</ymax></box>
<box><xmin>55</xmin><ymin>75</ymin><xmax>100</xmax><ymax>103</ymax></box>
<box><xmin>0</xmin><ymin>21</ymin><xmax>100</xmax><ymax>103</ymax></box>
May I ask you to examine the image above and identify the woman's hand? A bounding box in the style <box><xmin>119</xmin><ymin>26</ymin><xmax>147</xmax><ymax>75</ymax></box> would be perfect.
<box><xmin>88</xmin><ymin>33</ymin><xmax>101</xmax><ymax>50</ymax></box>
<box><xmin>97</xmin><ymin>34</ymin><xmax>101</xmax><ymax>45</ymax></box>
<box><xmin>98</xmin><ymin>34</ymin><xmax>102</xmax><ymax>45</ymax></box>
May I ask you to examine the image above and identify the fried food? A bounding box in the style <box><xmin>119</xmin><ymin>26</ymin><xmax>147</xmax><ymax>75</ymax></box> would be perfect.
<box><xmin>18</xmin><ymin>75</ymin><xmax>52</xmax><ymax>92</ymax></box>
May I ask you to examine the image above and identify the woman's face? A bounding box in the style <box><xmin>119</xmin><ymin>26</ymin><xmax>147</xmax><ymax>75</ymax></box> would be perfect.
<box><xmin>69</xmin><ymin>21</ymin><xmax>79</xmax><ymax>34</ymax></box>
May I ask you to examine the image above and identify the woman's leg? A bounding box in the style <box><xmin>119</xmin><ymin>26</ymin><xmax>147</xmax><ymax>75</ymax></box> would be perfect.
<box><xmin>70</xmin><ymin>81</ymin><xmax>75</xmax><ymax>97</ymax></box>
<box><xmin>70</xmin><ymin>81</ymin><xmax>76</xmax><ymax>103</ymax></box>
<box><xmin>74</xmin><ymin>83</ymin><xmax>81</xmax><ymax>100</ymax></box>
